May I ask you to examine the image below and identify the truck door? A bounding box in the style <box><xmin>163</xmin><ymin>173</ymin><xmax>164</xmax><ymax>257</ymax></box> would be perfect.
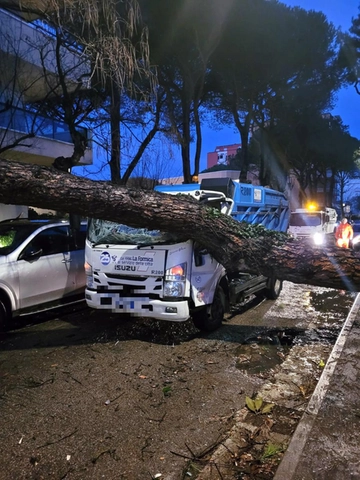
<box><xmin>191</xmin><ymin>245</ymin><xmax>224</xmax><ymax>307</ymax></box>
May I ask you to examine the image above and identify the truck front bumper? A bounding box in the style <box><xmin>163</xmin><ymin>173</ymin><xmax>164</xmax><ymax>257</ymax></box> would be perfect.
<box><xmin>85</xmin><ymin>289</ymin><xmax>190</xmax><ymax>322</ymax></box>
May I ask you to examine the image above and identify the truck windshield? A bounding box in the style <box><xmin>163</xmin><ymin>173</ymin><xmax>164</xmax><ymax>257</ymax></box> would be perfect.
<box><xmin>290</xmin><ymin>213</ymin><xmax>322</xmax><ymax>227</ymax></box>
<box><xmin>87</xmin><ymin>219</ymin><xmax>187</xmax><ymax>246</ymax></box>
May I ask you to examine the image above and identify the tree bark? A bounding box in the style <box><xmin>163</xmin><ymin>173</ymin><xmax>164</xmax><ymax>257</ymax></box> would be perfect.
<box><xmin>1</xmin><ymin>158</ymin><xmax>359</xmax><ymax>292</ymax></box>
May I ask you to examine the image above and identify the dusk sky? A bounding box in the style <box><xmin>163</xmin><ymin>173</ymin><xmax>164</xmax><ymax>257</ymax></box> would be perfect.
<box><xmin>200</xmin><ymin>0</ymin><xmax>360</xmax><ymax>172</ymax></box>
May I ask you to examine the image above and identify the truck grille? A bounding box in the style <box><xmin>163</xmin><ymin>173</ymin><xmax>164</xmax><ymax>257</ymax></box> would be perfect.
<box><xmin>93</xmin><ymin>271</ymin><xmax>163</xmax><ymax>298</ymax></box>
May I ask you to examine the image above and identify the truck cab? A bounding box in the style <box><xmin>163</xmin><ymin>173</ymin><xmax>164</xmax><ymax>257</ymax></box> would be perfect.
<box><xmin>288</xmin><ymin>204</ymin><xmax>337</xmax><ymax>245</ymax></box>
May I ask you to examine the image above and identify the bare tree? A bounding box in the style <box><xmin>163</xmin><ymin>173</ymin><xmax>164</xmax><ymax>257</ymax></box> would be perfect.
<box><xmin>2</xmin><ymin>0</ymin><xmax>156</xmax><ymax>180</ymax></box>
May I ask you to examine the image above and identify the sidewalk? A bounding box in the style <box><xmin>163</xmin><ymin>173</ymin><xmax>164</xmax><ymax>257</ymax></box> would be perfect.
<box><xmin>274</xmin><ymin>292</ymin><xmax>360</xmax><ymax>480</ymax></box>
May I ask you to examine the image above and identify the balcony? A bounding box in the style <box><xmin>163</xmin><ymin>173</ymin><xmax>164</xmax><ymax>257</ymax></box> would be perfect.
<box><xmin>0</xmin><ymin>1</ymin><xmax>50</xmax><ymax>21</ymax></box>
<box><xmin>0</xmin><ymin>103</ymin><xmax>92</xmax><ymax>166</ymax></box>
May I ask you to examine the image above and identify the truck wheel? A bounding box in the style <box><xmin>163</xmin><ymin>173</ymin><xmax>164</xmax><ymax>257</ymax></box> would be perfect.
<box><xmin>264</xmin><ymin>278</ymin><xmax>283</xmax><ymax>300</ymax></box>
<box><xmin>192</xmin><ymin>286</ymin><xmax>225</xmax><ymax>332</ymax></box>
<box><xmin>0</xmin><ymin>300</ymin><xmax>9</xmax><ymax>332</ymax></box>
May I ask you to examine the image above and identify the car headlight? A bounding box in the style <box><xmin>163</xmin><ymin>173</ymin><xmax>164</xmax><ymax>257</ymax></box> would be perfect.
<box><xmin>313</xmin><ymin>232</ymin><xmax>324</xmax><ymax>245</ymax></box>
<box><xmin>164</xmin><ymin>263</ymin><xmax>186</xmax><ymax>298</ymax></box>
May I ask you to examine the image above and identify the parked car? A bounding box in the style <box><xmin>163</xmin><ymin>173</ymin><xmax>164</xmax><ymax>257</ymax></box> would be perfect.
<box><xmin>0</xmin><ymin>218</ymin><xmax>87</xmax><ymax>330</ymax></box>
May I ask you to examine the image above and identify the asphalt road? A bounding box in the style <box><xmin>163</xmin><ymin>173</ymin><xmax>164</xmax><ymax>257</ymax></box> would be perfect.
<box><xmin>0</xmin><ymin>282</ymin><xmax>354</xmax><ymax>480</ymax></box>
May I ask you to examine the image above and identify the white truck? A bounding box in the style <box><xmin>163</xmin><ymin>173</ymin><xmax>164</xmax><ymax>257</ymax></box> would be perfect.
<box><xmin>84</xmin><ymin>178</ymin><xmax>290</xmax><ymax>331</ymax></box>
<box><xmin>288</xmin><ymin>205</ymin><xmax>337</xmax><ymax>245</ymax></box>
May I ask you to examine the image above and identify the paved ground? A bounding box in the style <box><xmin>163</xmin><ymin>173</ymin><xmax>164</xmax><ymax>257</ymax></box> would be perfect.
<box><xmin>0</xmin><ymin>283</ymin><xmax>355</xmax><ymax>480</ymax></box>
<box><xmin>274</xmin><ymin>292</ymin><xmax>360</xmax><ymax>480</ymax></box>
<box><xmin>196</xmin><ymin>291</ymin><xmax>360</xmax><ymax>480</ymax></box>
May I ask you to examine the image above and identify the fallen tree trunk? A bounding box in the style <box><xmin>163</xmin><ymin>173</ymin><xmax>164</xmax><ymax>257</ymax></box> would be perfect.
<box><xmin>1</xmin><ymin>158</ymin><xmax>359</xmax><ymax>291</ymax></box>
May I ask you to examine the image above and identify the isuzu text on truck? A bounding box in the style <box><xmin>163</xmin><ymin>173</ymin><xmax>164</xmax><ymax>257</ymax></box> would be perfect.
<box><xmin>85</xmin><ymin>178</ymin><xmax>289</xmax><ymax>331</ymax></box>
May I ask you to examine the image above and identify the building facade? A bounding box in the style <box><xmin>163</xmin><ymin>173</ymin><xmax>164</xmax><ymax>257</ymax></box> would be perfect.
<box><xmin>0</xmin><ymin>2</ymin><xmax>92</xmax><ymax>219</ymax></box>
<box><xmin>206</xmin><ymin>144</ymin><xmax>241</xmax><ymax>169</ymax></box>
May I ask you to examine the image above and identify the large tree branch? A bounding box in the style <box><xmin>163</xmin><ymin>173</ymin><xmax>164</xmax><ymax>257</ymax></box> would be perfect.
<box><xmin>0</xmin><ymin>158</ymin><xmax>359</xmax><ymax>291</ymax></box>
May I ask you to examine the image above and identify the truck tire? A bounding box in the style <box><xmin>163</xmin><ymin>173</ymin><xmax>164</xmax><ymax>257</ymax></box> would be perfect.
<box><xmin>192</xmin><ymin>286</ymin><xmax>225</xmax><ymax>332</ymax></box>
<box><xmin>264</xmin><ymin>278</ymin><xmax>283</xmax><ymax>300</ymax></box>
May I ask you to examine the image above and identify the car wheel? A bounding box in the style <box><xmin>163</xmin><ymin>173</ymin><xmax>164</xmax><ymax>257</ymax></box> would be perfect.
<box><xmin>264</xmin><ymin>278</ymin><xmax>283</xmax><ymax>300</ymax></box>
<box><xmin>192</xmin><ymin>286</ymin><xmax>225</xmax><ymax>332</ymax></box>
<box><xmin>0</xmin><ymin>300</ymin><xmax>9</xmax><ymax>332</ymax></box>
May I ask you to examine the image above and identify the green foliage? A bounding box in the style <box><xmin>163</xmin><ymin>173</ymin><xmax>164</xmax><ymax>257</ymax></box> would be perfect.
<box><xmin>162</xmin><ymin>385</ymin><xmax>172</xmax><ymax>397</ymax></box>
<box><xmin>260</xmin><ymin>442</ymin><xmax>284</xmax><ymax>462</ymax></box>
<box><xmin>245</xmin><ymin>396</ymin><xmax>275</xmax><ymax>414</ymax></box>
<box><xmin>0</xmin><ymin>230</ymin><xmax>15</xmax><ymax>248</ymax></box>
<box><xmin>339</xmin><ymin>12</ymin><xmax>360</xmax><ymax>85</ymax></box>
<box><xmin>268</xmin><ymin>111</ymin><xmax>359</xmax><ymax>201</ymax></box>
<box><xmin>207</xmin><ymin>208</ymin><xmax>223</xmax><ymax>218</ymax></box>
<box><xmin>217</xmin><ymin>216</ymin><xmax>289</xmax><ymax>243</ymax></box>
<box><xmin>206</xmin><ymin>0</ymin><xmax>344</xmax><ymax>187</ymax></box>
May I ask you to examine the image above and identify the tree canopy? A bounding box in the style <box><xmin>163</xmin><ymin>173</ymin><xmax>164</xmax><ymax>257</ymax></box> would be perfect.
<box><xmin>1</xmin><ymin>0</ymin><xmax>360</xmax><ymax>296</ymax></box>
<box><xmin>1</xmin><ymin>0</ymin><xmax>357</xmax><ymax>190</ymax></box>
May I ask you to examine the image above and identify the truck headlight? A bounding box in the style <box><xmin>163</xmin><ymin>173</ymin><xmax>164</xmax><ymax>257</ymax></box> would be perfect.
<box><xmin>84</xmin><ymin>261</ymin><xmax>94</xmax><ymax>288</ymax></box>
<box><xmin>164</xmin><ymin>263</ymin><xmax>186</xmax><ymax>298</ymax></box>
<box><xmin>313</xmin><ymin>232</ymin><xmax>324</xmax><ymax>245</ymax></box>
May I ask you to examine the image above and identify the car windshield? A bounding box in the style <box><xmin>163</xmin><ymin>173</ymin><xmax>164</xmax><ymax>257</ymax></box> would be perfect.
<box><xmin>0</xmin><ymin>223</ymin><xmax>40</xmax><ymax>255</ymax></box>
<box><xmin>289</xmin><ymin>213</ymin><xmax>322</xmax><ymax>227</ymax></box>
<box><xmin>87</xmin><ymin>219</ymin><xmax>187</xmax><ymax>246</ymax></box>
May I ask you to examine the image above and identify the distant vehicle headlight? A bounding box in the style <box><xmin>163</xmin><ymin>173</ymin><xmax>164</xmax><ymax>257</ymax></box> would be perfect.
<box><xmin>352</xmin><ymin>236</ymin><xmax>360</xmax><ymax>245</ymax></box>
<box><xmin>313</xmin><ymin>232</ymin><xmax>324</xmax><ymax>245</ymax></box>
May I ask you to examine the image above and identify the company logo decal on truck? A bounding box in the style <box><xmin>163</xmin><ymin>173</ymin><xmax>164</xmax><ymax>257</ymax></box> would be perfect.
<box><xmin>100</xmin><ymin>251</ymin><xmax>111</xmax><ymax>265</ymax></box>
<box><xmin>102</xmin><ymin>250</ymin><xmax>166</xmax><ymax>276</ymax></box>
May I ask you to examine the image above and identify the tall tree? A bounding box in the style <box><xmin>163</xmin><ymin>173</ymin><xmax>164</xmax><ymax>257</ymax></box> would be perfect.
<box><xmin>267</xmin><ymin>112</ymin><xmax>359</xmax><ymax>207</ymax></box>
<box><xmin>142</xmin><ymin>0</ymin><xmax>231</xmax><ymax>183</ymax></box>
<box><xmin>208</xmin><ymin>1</ymin><xmax>343</xmax><ymax>184</ymax></box>
<box><xmin>339</xmin><ymin>7</ymin><xmax>360</xmax><ymax>94</ymax></box>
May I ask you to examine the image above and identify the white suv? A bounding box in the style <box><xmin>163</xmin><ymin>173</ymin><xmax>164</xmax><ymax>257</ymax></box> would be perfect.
<box><xmin>0</xmin><ymin>219</ymin><xmax>86</xmax><ymax>330</ymax></box>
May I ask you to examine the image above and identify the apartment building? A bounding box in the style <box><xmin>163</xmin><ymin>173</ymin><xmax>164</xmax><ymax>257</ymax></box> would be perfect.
<box><xmin>206</xmin><ymin>144</ymin><xmax>241</xmax><ymax>169</ymax></box>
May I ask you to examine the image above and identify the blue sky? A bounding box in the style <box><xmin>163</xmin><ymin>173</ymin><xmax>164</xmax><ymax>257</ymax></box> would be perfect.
<box><xmin>199</xmin><ymin>0</ymin><xmax>360</xmax><ymax>172</ymax></box>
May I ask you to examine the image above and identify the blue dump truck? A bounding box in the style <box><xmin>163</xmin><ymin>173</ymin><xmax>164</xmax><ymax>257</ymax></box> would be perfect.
<box><xmin>85</xmin><ymin>178</ymin><xmax>290</xmax><ymax>331</ymax></box>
